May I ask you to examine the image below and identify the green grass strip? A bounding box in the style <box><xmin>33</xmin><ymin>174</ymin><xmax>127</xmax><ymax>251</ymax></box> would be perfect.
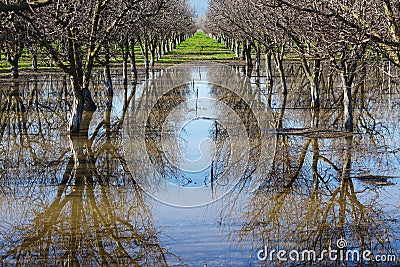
<box><xmin>160</xmin><ymin>31</ymin><xmax>238</xmax><ymax>63</ymax></box>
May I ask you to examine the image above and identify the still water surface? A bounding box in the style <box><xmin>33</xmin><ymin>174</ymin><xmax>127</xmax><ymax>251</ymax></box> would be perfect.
<box><xmin>0</xmin><ymin>62</ymin><xmax>399</xmax><ymax>266</ymax></box>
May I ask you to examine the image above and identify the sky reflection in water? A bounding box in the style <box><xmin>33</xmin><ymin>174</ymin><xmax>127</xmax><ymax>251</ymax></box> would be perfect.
<box><xmin>0</xmin><ymin>62</ymin><xmax>399</xmax><ymax>266</ymax></box>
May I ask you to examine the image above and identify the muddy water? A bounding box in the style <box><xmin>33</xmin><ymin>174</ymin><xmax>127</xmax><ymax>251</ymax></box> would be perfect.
<box><xmin>0</xmin><ymin>62</ymin><xmax>399</xmax><ymax>266</ymax></box>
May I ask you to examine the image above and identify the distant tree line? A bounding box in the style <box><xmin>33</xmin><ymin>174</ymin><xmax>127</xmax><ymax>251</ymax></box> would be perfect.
<box><xmin>0</xmin><ymin>0</ymin><xmax>196</xmax><ymax>132</ymax></box>
<box><xmin>205</xmin><ymin>0</ymin><xmax>400</xmax><ymax>132</ymax></box>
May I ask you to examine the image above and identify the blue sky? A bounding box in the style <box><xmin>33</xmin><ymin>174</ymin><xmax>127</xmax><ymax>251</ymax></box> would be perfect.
<box><xmin>189</xmin><ymin>0</ymin><xmax>208</xmax><ymax>16</ymax></box>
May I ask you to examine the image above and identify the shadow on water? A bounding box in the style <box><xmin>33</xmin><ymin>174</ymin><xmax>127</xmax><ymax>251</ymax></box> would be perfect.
<box><xmin>0</xmin><ymin>62</ymin><xmax>399</xmax><ymax>266</ymax></box>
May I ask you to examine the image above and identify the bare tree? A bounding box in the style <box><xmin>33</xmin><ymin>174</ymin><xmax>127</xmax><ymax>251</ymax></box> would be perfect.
<box><xmin>0</xmin><ymin>8</ymin><xmax>28</xmax><ymax>78</ymax></box>
<box><xmin>206</xmin><ymin>0</ymin><xmax>374</xmax><ymax>132</ymax></box>
<box><xmin>135</xmin><ymin>0</ymin><xmax>195</xmax><ymax>73</ymax></box>
<box><xmin>12</xmin><ymin>0</ymin><xmax>164</xmax><ymax>133</ymax></box>
<box><xmin>276</xmin><ymin>0</ymin><xmax>370</xmax><ymax>132</ymax></box>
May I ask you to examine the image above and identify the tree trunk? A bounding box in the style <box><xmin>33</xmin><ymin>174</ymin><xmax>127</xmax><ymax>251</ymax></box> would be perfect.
<box><xmin>170</xmin><ymin>37</ymin><xmax>175</xmax><ymax>50</ymax></box>
<box><xmin>255</xmin><ymin>43</ymin><xmax>261</xmax><ymax>76</ymax></box>
<box><xmin>311</xmin><ymin>108</ymin><xmax>320</xmax><ymax>129</ymax></box>
<box><xmin>129</xmin><ymin>38</ymin><xmax>138</xmax><ymax>80</ymax></box>
<box><xmin>150</xmin><ymin>42</ymin><xmax>156</xmax><ymax>68</ymax></box>
<box><xmin>8</xmin><ymin>53</ymin><xmax>22</xmax><ymax>79</ymax></box>
<box><xmin>158</xmin><ymin>43</ymin><xmax>162</xmax><ymax>59</ymax></box>
<box><xmin>83</xmin><ymin>88</ymin><xmax>97</xmax><ymax>111</ymax></box>
<box><xmin>308</xmin><ymin>58</ymin><xmax>321</xmax><ymax>109</ymax></box>
<box><xmin>104</xmin><ymin>46</ymin><xmax>113</xmax><ymax>95</ymax></box>
<box><xmin>276</xmin><ymin>58</ymin><xmax>287</xmax><ymax>95</ymax></box>
<box><xmin>273</xmin><ymin>43</ymin><xmax>288</xmax><ymax>95</ymax></box>
<box><xmin>277</xmin><ymin>93</ymin><xmax>288</xmax><ymax>129</ymax></box>
<box><xmin>235</xmin><ymin>41</ymin><xmax>241</xmax><ymax>58</ymax></box>
<box><xmin>245</xmin><ymin>41</ymin><xmax>253</xmax><ymax>69</ymax></box>
<box><xmin>141</xmin><ymin>40</ymin><xmax>150</xmax><ymax>74</ymax></box>
<box><xmin>341</xmin><ymin>73</ymin><xmax>354</xmax><ymax>132</ymax></box>
<box><xmin>32</xmin><ymin>54</ymin><xmax>38</xmax><ymax>72</ymax></box>
<box><xmin>265</xmin><ymin>49</ymin><xmax>274</xmax><ymax>90</ymax></box>
<box><xmin>69</xmin><ymin>80</ymin><xmax>85</xmax><ymax>134</ymax></box>
<box><xmin>11</xmin><ymin>58</ymin><xmax>19</xmax><ymax>79</ymax></box>
<box><xmin>310</xmin><ymin>83</ymin><xmax>320</xmax><ymax>109</ymax></box>
<box><xmin>241</xmin><ymin>40</ymin><xmax>246</xmax><ymax>60</ymax></box>
<box><xmin>122</xmin><ymin>40</ymin><xmax>129</xmax><ymax>87</ymax></box>
<box><xmin>69</xmin><ymin>74</ymin><xmax>97</xmax><ymax>134</ymax></box>
<box><xmin>165</xmin><ymin>39</ymin><xmax>170</xmax><ymax>54</ymax></box>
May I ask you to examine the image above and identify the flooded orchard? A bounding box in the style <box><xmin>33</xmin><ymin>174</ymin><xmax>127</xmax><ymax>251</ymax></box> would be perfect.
<box><xmin>0</xmin><ymin>62</ymin><xmax>399</xmax><ymax>266</ymax></box>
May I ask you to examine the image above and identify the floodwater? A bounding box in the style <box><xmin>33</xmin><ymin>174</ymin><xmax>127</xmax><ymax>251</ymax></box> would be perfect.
<box><xmin>0</xmin><ymin>62</ymin><xmax>399</xmax><ymax>266</ymax></box>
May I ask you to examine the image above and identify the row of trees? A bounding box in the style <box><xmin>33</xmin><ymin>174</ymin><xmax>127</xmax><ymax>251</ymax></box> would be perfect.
<box><xmin>204</xmin><ymin>0</ymin><xmax>400</xmax><ymax>132</ymax></box>
<box><xmin>0</xmin><ymin>0</ymin><xmax>196</xmax><ymax>133</ymax></box>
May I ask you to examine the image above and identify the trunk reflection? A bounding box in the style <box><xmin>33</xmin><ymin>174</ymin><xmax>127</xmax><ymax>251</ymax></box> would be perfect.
<box><xmin>0</xmin><ymin>62</ymin><xmax>399</xmax><ymax>266</ymax></box>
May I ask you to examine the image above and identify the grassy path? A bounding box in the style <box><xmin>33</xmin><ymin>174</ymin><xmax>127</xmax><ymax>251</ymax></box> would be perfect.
<box><xmin>159</xmin><ymin>31</ymin><xmax>239</xmax><ymax>64</ymax></box>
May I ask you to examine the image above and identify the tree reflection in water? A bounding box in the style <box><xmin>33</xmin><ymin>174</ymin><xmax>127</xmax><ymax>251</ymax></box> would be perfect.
<box><xmin>0</xmin><ymin>76</ymin><xmax>173</xmax><ymax>266</ymax></box>
<box><xmin>218</xmin><ymin>63</ymin><xmax>400</xmax><ymax>265</ymax></box>
<box><xmin>0</xmin><ymin>62</ymin><xmax>399</xmax><ymax>266</ymax></box>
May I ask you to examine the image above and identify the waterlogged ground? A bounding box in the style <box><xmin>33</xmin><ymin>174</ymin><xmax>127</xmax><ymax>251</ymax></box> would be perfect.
<box><xmin>0</xmin><ymin>62</ymin><xmax>399</xmax><ymax>266</ymax></box>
